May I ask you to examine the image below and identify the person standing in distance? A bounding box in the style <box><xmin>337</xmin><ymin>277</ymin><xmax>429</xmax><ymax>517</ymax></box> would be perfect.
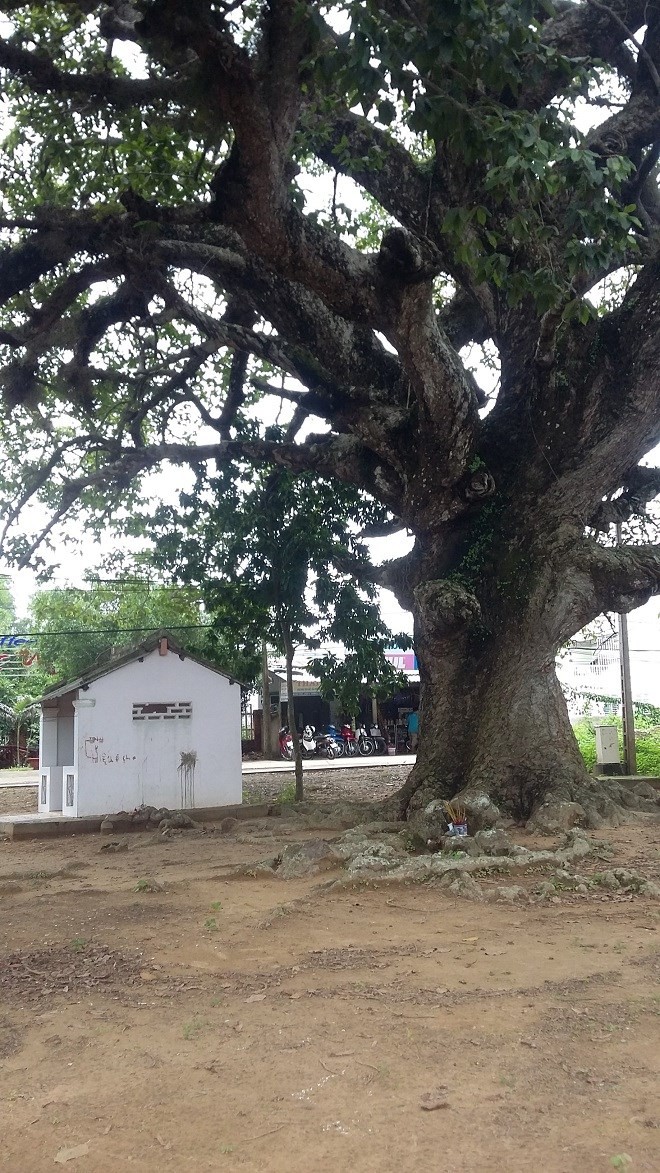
<box><xmin>407</xmin><ymin>709</ymin><xmax>419</xmax><ymax>752</ymax></box>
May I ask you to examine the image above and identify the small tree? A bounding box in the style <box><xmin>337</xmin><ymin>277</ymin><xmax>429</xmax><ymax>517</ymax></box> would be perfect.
<box><xmin>148</xmin><ymin>463</ymin><xmax>403</xmax><ymax>799</ymax></box>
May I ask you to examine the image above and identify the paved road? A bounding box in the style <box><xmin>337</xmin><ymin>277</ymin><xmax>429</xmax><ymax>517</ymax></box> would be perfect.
<box><xmin>242</xmin><ymin>754</ymin><xmax>415</xmax><ymax>774</ymax></box>
<box><xmin>0</xmin><ymin>770</ymin><xmax>38</xmax><ymax>788</ymax></box>
<box><xmin>0</xmin><ymin>755</ymin><xmax>416</xmax><ymax>788</ymax></box>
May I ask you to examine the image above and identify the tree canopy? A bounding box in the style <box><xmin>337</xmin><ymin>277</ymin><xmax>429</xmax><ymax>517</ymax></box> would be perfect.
<box><xmin>1</xmin><ymin>1</ymin><xmax>660</xmax><ymax>819</ymax></box>
<box><xmin>148</xmin><ymin>465</ymin><xmax>406</xmax><ymax>713</ymax></box>
<box><xmin>27</xmin><ymin>577</ymin><xmax>210</xmax><ymax>681</ymax></box>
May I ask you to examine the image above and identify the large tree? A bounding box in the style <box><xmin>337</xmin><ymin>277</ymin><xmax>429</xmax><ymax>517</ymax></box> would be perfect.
<box><xmin>1</xmin><ymin>2</ymin><xmax>660</xmax><ymax>821</ymax></box>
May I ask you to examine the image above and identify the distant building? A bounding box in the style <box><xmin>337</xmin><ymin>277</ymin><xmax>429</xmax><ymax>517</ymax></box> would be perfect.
<box><xmin>558</xmin><ymin>610</ymin><xmax>660</xmax><ymax>717</ymax></box>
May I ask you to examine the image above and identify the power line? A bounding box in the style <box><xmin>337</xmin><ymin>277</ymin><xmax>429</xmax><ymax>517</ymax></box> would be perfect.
<box><xmin>34</xmin><ymin>585</ymin><xmax>201</xmax><ymax>593</ymax></box>
<box><xmin>0</xmin><ymin>624</ymin><xmax>213</xmax><ymax>639</ymax></box>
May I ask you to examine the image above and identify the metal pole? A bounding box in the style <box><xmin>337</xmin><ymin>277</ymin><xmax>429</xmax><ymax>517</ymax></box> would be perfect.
<box><xmin>615</xmin><ymin>524</ymin><xmax>637</xmax><ymax>776</ymax></box>
<box><xmin>261</xmin><ymin>639</ymin><xmax>272</xmax><ymax>759</ymax></box>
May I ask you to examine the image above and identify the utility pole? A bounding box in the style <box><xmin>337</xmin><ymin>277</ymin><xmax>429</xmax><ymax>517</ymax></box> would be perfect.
<box><xmin>615</xmin><ymin>524</ymin><xmax>637</xmax><ymax>776</ymax></box>
<box><xmin>261</xmin><ymin>639</ymin><xmax>272</xmax><ymax>759</ymax></box>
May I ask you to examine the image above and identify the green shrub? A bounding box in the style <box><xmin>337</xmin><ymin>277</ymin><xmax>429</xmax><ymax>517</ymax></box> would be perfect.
<box><xmin>634</xmin><ymin>735</ymin><xmax>660</xmax><ymax>776</ymax></box>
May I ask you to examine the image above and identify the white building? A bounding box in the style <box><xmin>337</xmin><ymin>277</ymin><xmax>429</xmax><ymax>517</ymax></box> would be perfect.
<box><xmin>558</xmin><ymin>602</ymin><xmax>660</xmax><ymax>717</ymax></box>
<box><xmin>38</xmin><ymin>633</ymin><xmax>242</xmax><ymax>817</ymax></box>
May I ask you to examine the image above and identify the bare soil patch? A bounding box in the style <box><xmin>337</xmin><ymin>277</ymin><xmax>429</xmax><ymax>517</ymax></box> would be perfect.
<box><xmin>0</xmin><ymin>784</ymin><xmax>38</xmax><ymax>815</ymax></box>
<box><xmin>0</xmin><ymin>809</ymin><xmax>659</xmax><ymax>1172</ymax></box>
<box><xmin>243</xmin><ymin>762</ymin><xmax>410</xmax><ymax>805</ymax></box>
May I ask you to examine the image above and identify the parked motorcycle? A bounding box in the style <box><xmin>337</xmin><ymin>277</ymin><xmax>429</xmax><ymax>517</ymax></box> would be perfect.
<box><xmin>355</xmin><ymin>725</ymin><xmax>375</xmax><ymax>756</ymax></box>
<box><xmin>279</xmin><ymin>724</ymin><xmax>338</xmax><ymax>760</ymax></box>
<box><xmin>279</xmin><ymin>725</ymin><xmax>294</xmax><ymax>760</ymax></box>
<box><xmin>339</xmin><ymin>723</ymin><xmax>358</xmax><ymax>756</ymax></box>
<box><xmin>304</xmin><ymin>725</ymin><xmax>338</xmax><ymax>759</ymax></box>
<box><xmin>323</xmin><ymin>724</ymin><xmax>346</xmax><ymax>757</ymax></box>
<box><xmin>368</xmin><ymin>725</ymin><xmax>388</xmax><ymax>755</ymax></box>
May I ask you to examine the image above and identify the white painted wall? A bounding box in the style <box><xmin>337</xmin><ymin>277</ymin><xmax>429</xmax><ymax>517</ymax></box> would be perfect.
<box><xmin>60</xmin><ymin>646</ymin><xmax>242</xmax><ymax>816</ymax></box>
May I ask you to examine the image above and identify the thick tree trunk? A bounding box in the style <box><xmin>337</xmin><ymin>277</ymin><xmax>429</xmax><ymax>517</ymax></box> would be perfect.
<box><xmin>396</xmin><ymin>540</ymin><xmax>599</xmax><ymax>822</ymax></box>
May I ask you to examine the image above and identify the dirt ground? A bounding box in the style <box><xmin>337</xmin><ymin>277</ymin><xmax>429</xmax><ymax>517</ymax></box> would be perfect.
<box><xmin>0</xmin><ymin>785</ymin><xmax>38</xmax><ymax>816</ymax></box>
<box><xmin>1</xmin><ymin>780</ymin><xmax>659</xmax><ymax>1173</ymax></box>
<box><xmin>0</xmin><ymin>763</ymin><xmax>413</xmax><ymax>817</ymax></box>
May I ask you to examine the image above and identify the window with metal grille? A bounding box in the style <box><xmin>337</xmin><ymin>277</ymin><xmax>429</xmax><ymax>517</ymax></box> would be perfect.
<box><xmin>132</xmin><ymin>702</ymin><xmax>192</xmax><ymax>721</ymax></box>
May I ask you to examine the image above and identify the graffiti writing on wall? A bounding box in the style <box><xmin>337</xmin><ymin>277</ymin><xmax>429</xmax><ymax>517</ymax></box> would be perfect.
<box><xmin>84</xmin><ymin>736</ymin><xmax>136</xmax><ymax>765</ymax></box>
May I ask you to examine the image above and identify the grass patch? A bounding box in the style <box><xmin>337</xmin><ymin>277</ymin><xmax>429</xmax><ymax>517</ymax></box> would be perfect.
<box><xmin>182</xmin><ymin>1016</ymin><xmax>208</xmax><ymax>1041</ymax></box>
<box><xmin>573</xmin><ymin>717</ymin><xmax>660</xmax><ymax>775</ymax></box>
<box><xmin>134</xmin><ymin>877</ymin><xmax>163</xmax><ymax>893</ymax></box>
<box><xmin>275</xmin><ymin>780</ymin><xmax>297</xmax><ymax>805</ymax></box>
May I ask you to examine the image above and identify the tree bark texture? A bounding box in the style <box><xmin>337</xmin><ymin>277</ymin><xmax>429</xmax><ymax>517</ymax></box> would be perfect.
<box><xmin>400</xmin><ymin>588</ymin><xmax>590</xmax><ymax>819</ymax></box>
<box><xmin>394</xmin><ymin>519</ymin><xmax>660</xmax><ymax>819</ymax></box>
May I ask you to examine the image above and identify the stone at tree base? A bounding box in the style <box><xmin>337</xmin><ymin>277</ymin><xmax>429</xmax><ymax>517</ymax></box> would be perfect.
<box><xmin>345</xmin><ymin>843</ymin><xmax>406</xmax><ymax>876</ymax></box>
<box><xmin>438</xmin><ymin>871</ymin><xmax>483</xmax><ymax>900</ymax></box>
<box><xmin>332</xmin><ymin>826</ymin><xmax>404</xmax><ymax>860</ymax></box>
<box><xmin>238</xmin><ymin>821</ymin><xmax>609</xmax><ymax>892</ymax></box>
<box><xmin>158</xmin><ymin>812</ymin><xmax>200</xmax><ymax>830</ymax></box>
<box><xmin>473</xmin><ymin>828</ymin><xmax>513</xmax><ymax>855</ymax></box>
<box><xmin>632</xmin><ymin>781</ymin><xmax>659</xmax><ymax>801</ymax></box>
<box><xmin>592</xmin><ymin>867</ymin><xmax>659</xmax><ymax>894</ymax></box>
<box><xmin>129</xmin><ymin>807</ymin><xmax>152</xmax><ymax>825</ymax></box>
<box><xmin>553</xmin><ymin>828</ymin><xmax>592</xmax><ymax>861</ymax></box>
<box><xmin>440</xmin><ymin>835</ymin><xmax>481</xmax><ymax>857</ymax></box>
<box><xmin>582</xmin><ymin>796</ymin><xmax>625</xmax><ymax>829</ymax></box>
<box><xmin>407</xmin><ymin>814</ymin><xmax>450</xmax><ymax>844</ymax></box>
<box><xmin>275</xmin><ymin>839</ymin><xmax>343</xmax><ymax>879</ymax></box>
<box><xmin>617</xmin><ymin>787</ymin><xmax>660</xmax><ymax>813</ymax></box>
<box><xmin>576</xmin><ymin>776</ymin><xmax>659</xmax><ymax>823</ymax></box>
<box><xmin>453</xmin><ymin>791</ymin><xmax>502</xmax><ymax>832</ymax></box>
<box><xmin>527</xmin><ymin>801</ymin><xmax>587</xmax><ymax>835</ymax></box>
<box><xmin>423</xmin><ymin>799</ymin><xmax>446</xmax><ymax>816</ymax></box>
<box><xmin>397</xmin><ymin>828</ymin><xmax>428</xmax><ymax>854</ymax></box>
<box><xmin>485</xmin><ymin>885</ymin><xmax>526</xmax><ymax>903</ymax></box>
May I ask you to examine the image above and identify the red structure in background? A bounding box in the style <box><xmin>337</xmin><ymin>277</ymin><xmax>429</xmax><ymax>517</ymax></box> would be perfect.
<box><xmin>0</xmin><ymin>736</ymin><xmax>38</xmax><ymax>769</ymax></box>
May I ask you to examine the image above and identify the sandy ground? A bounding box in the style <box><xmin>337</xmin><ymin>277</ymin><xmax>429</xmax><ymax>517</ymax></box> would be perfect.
<box><xmin>0</xmin><ymin>785</ymin><xmax>39</xmax><ymax>816</ymax></box>
<box><xmin>0</xmin><ymin>788</ymin><xmax>659</xmax><ymax>1173</ymax></box>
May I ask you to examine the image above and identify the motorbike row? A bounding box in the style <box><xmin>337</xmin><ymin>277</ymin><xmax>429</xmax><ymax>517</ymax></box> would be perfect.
<box><xmin>278</xmin><ymin>723</ymin><xmax>387</xmax><ymax>760</ymax></box>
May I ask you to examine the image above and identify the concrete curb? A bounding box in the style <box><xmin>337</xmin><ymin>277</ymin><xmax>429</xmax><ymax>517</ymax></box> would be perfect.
<box><xmin>0</xmin><ymin>802</ymin><xmax>273</xmax><ymax>841</ymax></box>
